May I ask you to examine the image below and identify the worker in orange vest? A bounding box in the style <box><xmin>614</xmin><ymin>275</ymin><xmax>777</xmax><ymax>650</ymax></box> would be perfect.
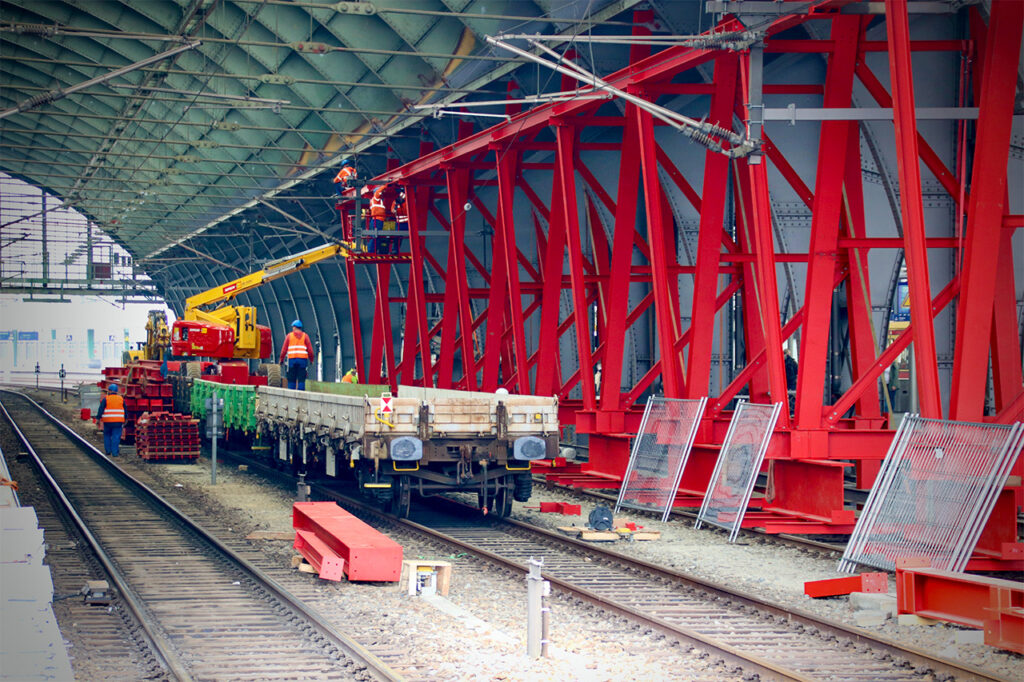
<box><xmin>341</xmin><ymin>368</ymin><xmax>358</xmax><ymax>384</ymax></box>
<box><xmin>332</xmin><ymin>159</ymin><xmax>357</xmax><ymax>194</ymax></box>
<box><xmin>390</xmin><ymin>187</ymin><xmax>408</xmax><ymax>254</ymax></box>
<box><xmin>279</xmin><ymin>320</ymin><xmax>315</xmax><ymax>390</ymax></box>
<box><xmin>95</xmin><ymin>384</ymin><xmax>126</xmax><ymax>457</ymax></box>
<box><xmin>368</xmin><ymin>185</ymin><xmax>388</xmax><ymax>254</ymax></box>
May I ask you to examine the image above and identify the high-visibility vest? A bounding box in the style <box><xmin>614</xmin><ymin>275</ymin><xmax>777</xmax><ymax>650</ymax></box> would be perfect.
<box><xmin>333</xmin><ymin>166</ymin><xmax>356</xmax><ymax>184</ymax></box>
<box><xmin>286</xmin><ymin>331</ymin><xmax>310</xmax><ymax>360</ymax></box>
<box><xmin>370</xmin><ymin>189</ymin><xmax>386</xmax><ymax>219</ymax></box>
<box><xmin>342</xmin><ymin>372</ymin><xmax>357</xmax><ymax>384</ymax></box>
<box><xmin>101</xmin><ymin>394</ymin><xmax>125</xmax><ymax>423</ymax></box>
<box><xmin>392</xmin><ymin>198</ymin><xmax>408</xmax><ymax>224</ymax></box>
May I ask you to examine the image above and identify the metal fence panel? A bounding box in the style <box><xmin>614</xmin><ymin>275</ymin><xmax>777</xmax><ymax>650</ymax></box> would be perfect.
<box><xmin>839</xmin><ymin>416</ymin><xmax>1024</xmax><ymax>573</ymax></box>
<box><xmin>614</xmin><ymin>396</ymin><xmax>707</xmax><ymax>522</ymax></box>
<box><xmin>695</xmin><ymin>402</ymin><xmax>782</xmax><ymax>542</ymax></box>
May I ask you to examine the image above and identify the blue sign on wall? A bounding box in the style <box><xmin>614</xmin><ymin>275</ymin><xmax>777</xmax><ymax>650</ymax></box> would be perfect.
<box><xmin>18</xmin><ymin>331</ymin><xmax>39</xmax><ymax>341</ymax></box>
<box><xmin>0</xmin><ymin>332</ymin><xmax>10</xmax><ymax>341</ymax></box>
<box><xmin>892</xmin><ymin>280</ymin><xmax>911</xmax><ymax>322</ymax></box>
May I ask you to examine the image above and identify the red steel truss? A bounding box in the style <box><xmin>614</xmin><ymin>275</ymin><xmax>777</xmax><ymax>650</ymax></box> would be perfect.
<box><xmin>337</xmin><ymin>2</ymin><xmax>1024</xmax><ymax>542</ymax></box>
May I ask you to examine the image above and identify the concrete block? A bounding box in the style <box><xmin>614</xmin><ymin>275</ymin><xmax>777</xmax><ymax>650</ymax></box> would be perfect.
<box><xmin>954</xmin><ymin>629</ymin><xmax>985</xmax><ymax>645</ymax></box>
<box><xmin>854</xmin><ymin>610</ymin><xmax>889</xmax><ymax>627</ymax></box>
<box><xmin>0</xmin><ymin>564</ymin><xmax>54</xmax><ymax>604</ymax></box>
<box><xmin>898</xmin><ymin>613</ymin><xmax>940</xmax><ymax>626</ymax></box>
<box><xmin>0</xmin><ymin>507</ymin><xmax>38</xmax><ymax>531</ymax></box>
<box><xmin>849</xmin><ymin>592</ymin><xmax>897</xmax><ymax>616</ymax></box>
<box><xmin>0</xmin><ymin>526</ymin><xmax>44</xmax><ymax>565</ymax></box>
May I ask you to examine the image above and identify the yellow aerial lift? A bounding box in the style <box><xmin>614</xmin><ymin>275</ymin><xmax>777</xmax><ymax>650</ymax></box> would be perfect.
<box><xmin>171</xmin><ymin>242</ymin><xmax>356</xmax><ymax>384</ymax></box>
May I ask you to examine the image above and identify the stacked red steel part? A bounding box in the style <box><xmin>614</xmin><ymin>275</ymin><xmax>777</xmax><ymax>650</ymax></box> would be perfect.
<box><xmin>896</xmin><ymin>559</ymin><xmax>1024</xmax><ymax>654</ymax></box>
<box><xmin>292</xmin><ymin>502</ymin><xmax>402</xmax><ymax>582</ymax></box>
<box><xmin>98</xmin><ymin>360</ymin><xmax>174</xmax><ymax>442</ymax></box>
<box><xmin>334</xmin><ymin>1</ymin><xmax>1023</xmax><ymax>556</ymax></box>
<box><xmin>135</xmin><ymin>411</ymin><xmax>200</xmax><ymax>461</ymax></box>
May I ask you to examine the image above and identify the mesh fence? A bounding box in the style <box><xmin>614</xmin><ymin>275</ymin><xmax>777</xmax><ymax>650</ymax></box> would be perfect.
<box><xmin>695</xmin><ymin>402</ymin><xmax>782</xmax><ymax>542</ymax></box>
<box><xmin>614</xmin><ymin>397</ymin><xmax>707</xmax><ymax>522</ymax></box>
<box><xmin>839</xmin><ymin>416</ymin><xmax>1024</xmax><ymax>573</ymax></box>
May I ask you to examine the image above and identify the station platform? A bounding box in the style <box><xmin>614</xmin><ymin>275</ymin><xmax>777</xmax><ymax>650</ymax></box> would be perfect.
<box><xmin>0</xmin><ymin>442</ymin><xmax>74</xmax><ymax>681</ymax></box>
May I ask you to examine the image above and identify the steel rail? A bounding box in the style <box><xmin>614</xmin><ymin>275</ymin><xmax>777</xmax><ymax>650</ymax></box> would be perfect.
<box><xmin>403</xmin><ymin>493</ymin><xmax>1004</xmax><ymax>682</ymax></box>
<box><xmin>19</xmin><ymin>396</ymin><xmax>1005</xmax><ymax>682</ymax></box>
<box><xmin>171</xmin><ymin>439</ymin><xmax>1008</xmax><ymax>681</ymax></box>
<box><xmin>302</xmin><ymin>482</ymin><xmax>1005</xmax><ymax>682</ymax></box>
<box><xmin>0</xmin><ymin>395</ymin><xmax>192</xmax><ymax>682</ymax></box>
<box><xmin>0</xmin><ymin>389</ymin><xmax>403</xmax><ymax>682</ymax></box>
<box><xmin>490</xmin><ymin>509</ymin><xmax>1000</xmax><ymax>682</ymax></box>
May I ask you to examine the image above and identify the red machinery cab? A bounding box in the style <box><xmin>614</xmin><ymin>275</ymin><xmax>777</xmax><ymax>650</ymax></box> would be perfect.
<box><xmin>171</xmin><ymin>320</ymin><xmax>272</xmax><ymax>360</ymax></box>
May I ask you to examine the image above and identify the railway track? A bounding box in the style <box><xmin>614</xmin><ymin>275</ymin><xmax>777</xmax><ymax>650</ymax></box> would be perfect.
<box><xmin>328</xmin><ymin>493</ymin><xmax>1002</xmax><ymax>682</ymax></box>
<box><xmin>0</xmin><ymin>390</ymin><xmax>402</xmax><ymax>682</ymax></box>
<box><xmin>15</xmin><ymin>393</ymin><xmax>1011</xmax><ymax>682</ymax></box>
<box><xmin>202</xmin><ymin>443</ymin><xmax>1002</xmax><ymax>682</ymax></box>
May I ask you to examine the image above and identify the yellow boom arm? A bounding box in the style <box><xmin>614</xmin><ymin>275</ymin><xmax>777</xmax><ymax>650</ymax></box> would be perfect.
<box><xmin>184</xmin><ymin>242</ymin><xmax>356</xmax><ymax>312</ymax></box>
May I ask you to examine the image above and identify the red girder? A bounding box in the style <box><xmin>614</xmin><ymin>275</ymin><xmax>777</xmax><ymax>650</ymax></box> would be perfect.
<box><xmin>336</xmin><ymin>5</ymin><xmax>1020</xmax><ymax>546</ymax></box>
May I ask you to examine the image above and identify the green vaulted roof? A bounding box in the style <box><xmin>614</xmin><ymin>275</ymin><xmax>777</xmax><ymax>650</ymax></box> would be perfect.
<box><xmin>0</xmin><ymin>0</ymin><xmax>635</xmax><ymax>259</ymax></box>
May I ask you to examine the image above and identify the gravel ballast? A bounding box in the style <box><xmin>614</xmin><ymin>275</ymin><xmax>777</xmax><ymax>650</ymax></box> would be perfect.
<box><xmin>15</xmin><ymin>388</ymin><xmax>1022</xmax><ymax>681</ymax></box>
<box><xmin>22</xmin><ymin>389</ymin><xmax>741</xmax><ymax>681</ymax></box>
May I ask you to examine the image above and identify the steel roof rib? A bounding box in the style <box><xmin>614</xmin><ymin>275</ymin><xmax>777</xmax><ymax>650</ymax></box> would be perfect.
<box><xmin>0</xmin><ymin>0</ymin><xmax>635</xmax><ymax>273</ymax></box>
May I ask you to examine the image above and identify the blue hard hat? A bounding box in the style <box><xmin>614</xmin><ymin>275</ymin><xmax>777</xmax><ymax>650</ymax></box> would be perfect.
<box><xmin>108</xmin><ymin>384</ymin><xmax>119</xmax><ymax>393</ymax></box>
<box><xmin>291</xmin><ymin>319</ymin><xmax>303</xmax><ymax>328</ymax></box>
<box><xmin>341</xmin><ymin>158</ymin><xmax>353</xmax><ymax>167</ymax></box>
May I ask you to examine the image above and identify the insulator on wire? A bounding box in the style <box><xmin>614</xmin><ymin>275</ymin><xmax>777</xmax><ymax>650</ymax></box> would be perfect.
<box><xmin>683</xmin><ymin>126</ymin><xmax>722</xmax><ymax>153</ymax></box>
<box><xmin>19</xmin><ymin>91</ymin><xmax>58</xmax><ymax>112</ymax></box>
<box><xmin>697</xmin><ymin>118</ymin><xmax>742</xmax><ymax>145</ymax></box>
<box><xmin>14</xmin><ymin>23</ymin><xmax>57</xmax><ymax>37</ymax></box>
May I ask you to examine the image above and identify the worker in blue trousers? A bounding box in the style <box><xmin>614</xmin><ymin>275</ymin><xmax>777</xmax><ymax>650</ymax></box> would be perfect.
<box><xmin>279</xmin><ymin>320</ymin><xmax>315</xmax><ymax>390</ymax></box>
<box><xmin>94</xmin><ymin>384</ymin><xmax>125</xmax><ymax>456</ymax></box>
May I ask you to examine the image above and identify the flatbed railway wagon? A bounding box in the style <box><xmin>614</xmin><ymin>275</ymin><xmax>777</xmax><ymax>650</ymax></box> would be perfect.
<box><xmin>255</xmin><ymin>385</ymin><xmax>559</xmax><ymax>517</ymax></box>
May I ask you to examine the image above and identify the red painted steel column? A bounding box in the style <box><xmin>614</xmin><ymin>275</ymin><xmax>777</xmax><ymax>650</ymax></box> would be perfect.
<box><xmin>587</xmin><ymin>197</ymin><xmax>612</xmax><ymax>350</ymax></box>
<box><xmin>599</xmin><ymin>106</ymin><xmax>642</xmax><ymax>412</ymax></box>
<box><xmin>555</xmin><ymin>125</ymin><xmax>597</xmax><ymax>410</ymax></box>
<box><xmin>404</xmin><ymin>185</ymin><xmax>433</xmax><ymax>386</ymax></box>
<box><xmin>635</xmin><ymin>107</ymin><xmax>683</xmax><ymax>397</ymax></box>
<box><xmin>733</xmin><ymin>163</ymin><xmax>771</xmax><ymax>403</ymax></box>
<box><xmin>368</xmin><ymin>265</ymin><xmax>391</xmax><ymax>384</ymax></box>
<box><xmin>439</xmin><ymin>167</ymin><xmax>477</xmax><ymax>389</ymax></box>
<box><xmin>687</xmin><ymin>54</ymin><xmax>738</xmax><ymax>399</ymax></box>
<box><xmin>840</xmin><ymin>118</ymin><xmax>882</xmax><ymax>420</ymax></box>
<box><xmin>494</xmin><ymin>149</ymin><xmax>531</xmax><ymax>394</ymax></box>
<box><xmin>535</xmin><ymin>145</ymin><xmax>570</xmax><ymax>397</ymax></box>
<box><xmin>884</xmin><ymin>0</ymin><xmax>942</xmax><ymax>418</ymax></box>
<box><xmin>482</xmin><ymin>200</ymin><xmax>509</xmax><ymax>391</ymax></box>
<box><xmin>990</xmin><ymin>225</ymin><xmax>1023</xmax><ymax>413</ymax></box>
<box><xmin>795</xmin><ymin>15</ymin><xmax>862</xmax><ymax>429</ymax></box>
<box><xmin>949</xmin><ymin>0</ymin><xmax>1024</xmax><ymax>419</ymax></box>
<box><xmin>744</xmin><ymin>159</ymin><xmax>789</xmax><ymax>418</ymax></box>
<box><xmin>345</xmin><ymin>257</ymin><xmax>364</xmax><ymax>381</ymax></box>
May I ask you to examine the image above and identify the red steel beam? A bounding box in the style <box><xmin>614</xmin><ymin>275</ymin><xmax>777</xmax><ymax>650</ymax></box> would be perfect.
<box><xmin>555</xmin><ymin>125</ymin><xmax>597</xmax><ymax>409</ymax></box>
<box><xmin>686</xmin><ymin>53</ymin><xmax>737</xmax><ymax>400</ymax></box>
<box><xmin>949</xmin><ymin>0</ymin><xmax>1024</xmax><ymax>419</ymax></box>
<box><xmin>636</xmin><ymin>106</ymin><xmax>684</xmax><ymax>397</ymax></box>
<box><xmin>600</xmin><ymin>102</ymin><xmax>643</xmax><ymax>412</ymax></box>
<box><xmin>795</xmin><ymin>15</ymin><xmax>862</xmax><ymax>429</ymax></box>
<box><xmin>884</xmin><ymin>0</ymin><xmax>942</xmax><ymax>418</ymax></box>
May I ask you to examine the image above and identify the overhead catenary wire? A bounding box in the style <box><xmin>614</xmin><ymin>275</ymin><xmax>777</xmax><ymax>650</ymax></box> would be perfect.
<box><xmin>484</xmin><ymin>35</ymin><xmax>754</xmax><ymax>157</ymax></box>
<box><xmin>0</xmin><ymin>41</ymin><xmax>201</xmax><ymax>124</ymax></box>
